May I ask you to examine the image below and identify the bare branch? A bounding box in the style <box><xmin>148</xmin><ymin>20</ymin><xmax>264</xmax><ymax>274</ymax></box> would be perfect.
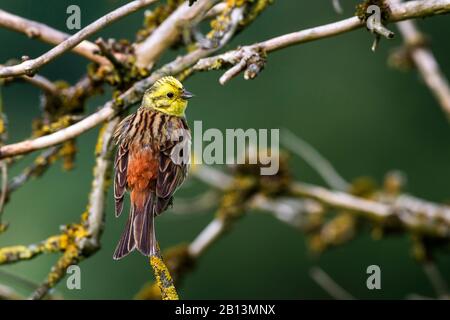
<box><xmin>0</xmin><ymin>0</ymin><xmax>158</xmax><ymax>78</ymax></box>
<box><xmin>389</xmin><ymin>0</ymin><xmax>450</xmax><ymax>117</ymax></box>
<box><xmin>249</xmin><ymin>194</ymin><xmax>322</xmax><ymax>230</ymax></box>
<box><xmin>292</xmin><ymin>182</ymin><xmax>391</xmax><ymax>217</ymax></box>
<box><xmin>134</xmin><ymin>0</ymin><xmax>220</xmax><ymax>68</ymax></box>
<box><xmin>0</xmin><ymin>106</ymin><xmax>111</xmax><ymax>158</ymax></box>
<box><xmin>188</xmin><ymin>218</ymin><xmax>225</xmax><ymax>258</ymax></box>
<box><xmin>204</xmin><ymin>2</ymin><xmax>227</xmax><ymax>19</ymax></box>
<box><xmin>263</xmin><ymin>0</ymin><xmax>450</xmax><ymax>51</ymax></box>
<box><xmin>170</xmin><ymin>190</ymin><xmax>219</xmax><ymax>215</ymax></box>
<box><xmin>0</xmin><ymin>284</ymin><xmax>21</xmax><ymax>300</ymax></box>
<box><xmin>0</xmin><ymin>9</ymin><xmax>107</xmax><ymax>65</ymax></box>
<box><xmin>20</xmin><ymin>74</ymin><xmax>59</xmax><ymax>95</ymax></box>
<box><xmin>191</xmin><ymin>160</ymin><xmax>234</xmax><ymax>190</ymax></box>
<box><xmin>1</xmin><ymin>64</ymin><xmax>59</xmax><ymax>94</ymax></box>
<box><xmin>195</xmin><ymin>0</ymin><xmax>450</xmax><ymax>84</ymax></box>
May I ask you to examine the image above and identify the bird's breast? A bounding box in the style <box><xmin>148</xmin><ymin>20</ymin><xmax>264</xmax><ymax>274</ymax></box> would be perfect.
<box><xmin>129</xmin><ymin>108</ymin><xmax>190</xmax><ymax>147</ymax></box>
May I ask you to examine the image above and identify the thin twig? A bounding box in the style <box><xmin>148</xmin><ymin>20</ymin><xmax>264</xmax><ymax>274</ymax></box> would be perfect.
<box><xmin>422</xmin><ymin>261</ymin><xmax>449</xmax><ymax>298</ymax></box>
<box><xmin>0</xmin><ymin>161</ymin><xmax>7</xmax><ymax>216</ymax></box>
<box><xmin>170</xmin><ymin>190</ymin><xmax>219</xmax><ymax>215</ymax></box>
<box><xmin>0</xmin><ymin>0</ymin><xmax>158</xmax><ymax>78</ymax></box>
<box><xmin>310</xmin><ymin>267</ymin><xmax>355</xmax><ymax>300</ymax></box>
<box><xmin>332</xmin><ymin>0</ymin><xmax>343</xmax><ymax>14</ymax></box>
<box><xmin>1</xmin><ymin>67</ymin><xmax>59</xmax><ymax>95</ymax></box>
<box><xmin>7</xmin><ymin>146</ymin><xmax>60</xmax><ymax>194</ymax></box>
<box><xmin>21</xmin><ymin>74</ymin><xmax>59</xmax><ymax>95</ymax></box>
<box><xmin>281</xmin><ymin>129</ymin><xmax>349</xmax><ymax>191</ymax></box>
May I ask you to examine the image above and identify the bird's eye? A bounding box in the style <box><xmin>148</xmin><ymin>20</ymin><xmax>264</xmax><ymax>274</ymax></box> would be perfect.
<box><xmin>167</xmin><ymin>92</ymin><xmax>174</xmax><ymax>98</ymax></box>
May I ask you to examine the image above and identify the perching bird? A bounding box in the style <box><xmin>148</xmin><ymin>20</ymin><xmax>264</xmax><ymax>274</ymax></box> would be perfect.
<box><xmin>113</xmin><ymin>76</ymin><xmax>193</xmax><ymax>260</ymax></box>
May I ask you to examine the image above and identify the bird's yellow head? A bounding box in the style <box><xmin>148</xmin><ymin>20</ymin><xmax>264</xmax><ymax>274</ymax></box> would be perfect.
<box><xmin>142</xmin><ymin>76</ymin><xmax>194</xmax><ymax>117</ymax></box>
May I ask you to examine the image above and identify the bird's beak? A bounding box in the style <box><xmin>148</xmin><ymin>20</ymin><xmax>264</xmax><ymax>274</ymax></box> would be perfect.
<box><xmin>181</xmin><ymin>89</ymin><xmax>194</xmax><ymax>100</ymax></box>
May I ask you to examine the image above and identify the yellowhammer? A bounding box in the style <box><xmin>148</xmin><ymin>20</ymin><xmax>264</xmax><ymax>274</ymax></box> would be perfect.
<box><xmin>113</xmin><ymin>76</ymin><xmax>193</xmax><ymax>260</ymax></box>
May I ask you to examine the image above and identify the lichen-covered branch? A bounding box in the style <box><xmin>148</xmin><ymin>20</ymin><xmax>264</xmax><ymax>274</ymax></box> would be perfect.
<box><xmin>0</xmin><ymin>118</ymin><xmax>121</xmax><ymax>298</ymax></box>
<box><xmin>27</xmin><ymin>118</ymin><xmax>119</xmax><ymax>300</ymax></box>
<box><xmin>7</xmin><ymin>147</ymin><xmax>60</xmax><ymax>195</ymax></box>
<box><xmin>193</xmin><ymin>160</ymin><xmax>450</xmax><ymax>240</ymax></box>
<box><xmin>289</xmin><ymin>182</ymin><xmax>450</xmax><ymax>239</ymax></box>
<box><xmin>149</xmin><ymin>247</ymin><xmax>179</xmax><ymax>300</ymax></box>
<box><xmin>85</xmin><ymin>118</ymin><xmax>120</xmax><ymax>247</ymax></box>
<box><xmin>0</xmin><ymin>234</ymin><xmax>66</xmax><ymax>265</ymax></box>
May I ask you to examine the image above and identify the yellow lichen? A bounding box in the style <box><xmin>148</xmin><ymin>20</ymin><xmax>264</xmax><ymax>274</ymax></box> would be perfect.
<box><xmin>135</xmin><ymin>282</ymin><xmax>162</xmax><ymax>300</ymax></box>
<box><xmin>0</xmin><ymin>119</ymin><xmax>4</xmax><ymax>135</ymax></box>
<box><xmin>95</xmin><ymin>124</ymin><xmax>107</xmax><ymax>156</ymax></box>
<box><xmin>59</xmin><ymin>140</ymin><xmax>77</xmax><ymax>171</ymax></box>
<box><xmin>150</xmin><ymin>255</ymin><xmax>179</xmax><ymax>300</ymax></box>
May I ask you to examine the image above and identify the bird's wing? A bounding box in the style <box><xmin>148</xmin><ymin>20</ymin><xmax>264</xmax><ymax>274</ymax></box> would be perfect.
<box><xmin>113</xmin><ymin>114</ymin><xmax>135</xmax><ymax>217</ymax></box>
<box><xmin>157</xmin><ymin>151</ymin><xmax>188</xmax><ymax>198</ymax></box>
<box><xmin>155</xmin><ymin>118</ymin><xmax>190</xmax><ymax>213</ymax></box>
<box><xmin>113</xmin><ymin>113</ymin><xmax>135</xmax><ymax>144</ymax></box>
<box><xmin>114</xmin><ymin>143</ymin><xmax>129</xmax><ymax>217</ymax></box>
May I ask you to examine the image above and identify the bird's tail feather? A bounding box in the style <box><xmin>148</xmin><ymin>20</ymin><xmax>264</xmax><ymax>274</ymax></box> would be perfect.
<box><xmin>113</xmin><ymin>207</ymin><xmax>136</xmax><ymax>260</ymax></box>
<box><xmin>113</xmin><ymin>191</ymin><xmax>156</xmax><ymax>260</ymax></box>
<box><xmin>133</xmin><ymin>192</ymin><xmax>156</xmax><ymax>256</ymax></box>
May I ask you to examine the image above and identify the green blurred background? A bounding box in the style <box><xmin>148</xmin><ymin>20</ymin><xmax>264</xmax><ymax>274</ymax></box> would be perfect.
<box><xmin>0</xmin><ymin>0</ymin><xmax>449</xmax><ymax>299</ymax></box>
